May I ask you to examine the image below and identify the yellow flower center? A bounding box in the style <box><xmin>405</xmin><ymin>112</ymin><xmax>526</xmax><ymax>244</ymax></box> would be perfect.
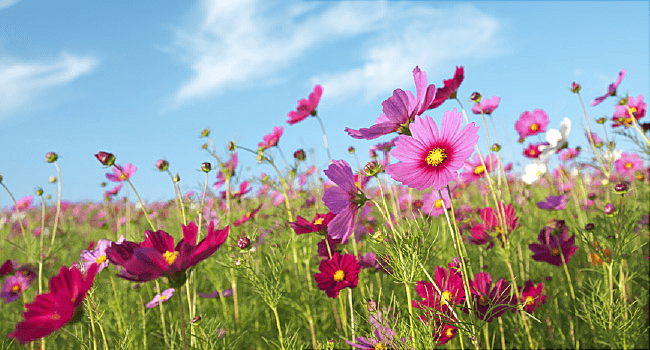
<box><xmin>426</xmin><ymin>148</ymin><xmax>447</xmax><ymax>166</ymax></box>
<box><xmin>52</xmin><ymin>314</ymin><xmax>60</xmax><ymax>320</ymax></box>
<box><xmin>11</xmin><ymin>285</ymin><xmax>20</xmax><ymax>293</ymax></box>
<box><xmin>96</xmin><ymin>255</ymin><xmax>107</xmax><ymax>264</ymax></box>
<box><xmin>434</xmin><ymin>199</ymin><xmax>444</xmax><ymax>209</ymax></box>
<box><xmin>119</xmin><ymin>173</ymin><xmax>127</xmax><ymax>181</ymax></box>
<box><xmin>441</xmin><ymin>290</ymin><xmax>453</xmax><ymax>305</ymax></box>
<box><xmin>375</xmin><ymin>343</ymin><xmax>386</xmax><ymax>350</ymax></box>
<box><xmin>445</xmin><ymin>327</ymin><xmax>455</xmax><ymax>338</ymax></box>
<box><xmin>160</xmin><ymin>295</ymin><xmax>167</xmax><ymax>301</ymax></box>
<box><xmin>314</xmin><ymin>218</ymin><xmax>324</xmax><ymax>225</ymax></box>
<box><xmin>479</xmin><ymin>295</ymin><xmax>489</xmax><ymax>306</ymax></box>
<box><xmin>163</xmin><ymin>251</ymin><xmax>179</xmax><ymax>265</ymax></box>
<box><xmin>474</xmin><ymin>165</ymin><xmax>485</xmax><ymax>175</ymax></box>
<box><xmin>530</xmin><ymin>123</ymin><xmax>539</xmax><ymax>131</ymax></box>
<box><xmin>625</xmin><ymin>162</ymin><xmax>632</xmax><ymax>169</ymax></box>
<box><xmin>629</xmin><ymin>107</ymin><xmax>638</xmax><ymax>114</ymax></box>
<box><xmin>551</xmin><ymin>248</ymin><xmax>560</xmax><ymax>256</ymax></box>
<box><xmin>525</xmin><ymin>296</ymin><xmax>535</xmax><ymax>306</ymax></box>
<box><xmin>333</xmin><ymin>270</ymin><xmax>345</xmax><ymax>282</ymax></box>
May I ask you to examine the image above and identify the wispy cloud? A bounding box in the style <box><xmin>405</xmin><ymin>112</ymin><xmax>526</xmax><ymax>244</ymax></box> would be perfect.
<box><xmin>170</xmin><ymin>0</ymin><xmax>505</xmax><ymax>106</ymax></box>
<box><xmin>0</xmin><ymin>52</ymin><xmax>98</xmax><ymax>116</ymax></box>
<box><xmin>0</xmin><ymin>0</ymin><xmax>20</xmax><ymax>11</ymax></box>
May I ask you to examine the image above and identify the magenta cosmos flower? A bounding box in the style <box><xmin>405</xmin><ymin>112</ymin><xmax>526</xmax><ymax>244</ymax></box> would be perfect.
<box><xmin>428</xmin><ymin>66</ymin><xmax>465</xmax><ymax>109</ymax></box>
<box><xmin>314</xmin><ymin>252</ymin><xmax>360</xmax><ymax>299</ymax></box>
<box><xmin>106</xmin><ymin>221</ymin><xmax>229</xmax><ymax>286</ymax></box>
<box><xmin>105</xmin><ymin>163</ymin><xmax>137</xmax><ymax>182</ymax></box>
<box><xmin>323</xmin><ymin>160</ymin><xmax>367</xmax><ymax>242</ymax></box>
<box><xmin>346</xmin><ymin>66</ymin><xmax>437</xmax><ymax>140</ymax></box>
<box><xmin>459</xmin><ymin>153</ymin><xmax>497</xmax><ymax>184</ymax></box>
<box><xmin>515</xmin><ymin>109</ymin><xmax>549</xmax><ymax>141</ymax></box>
<box><xmin>146</xmin><ymin>288</ymin><xmax>175</xmax><ymax>308</ymax></box>
<box><xmin>472</xmin><ymin>96</ymin><xmax>500</xmax><ymax>115</ymax></box>
<box><xmin>413</xmin><ymin>266</ymin><xmax>466</xmax><ymax>314</ymax></box>
<box><xmin>1</xmin><ymin>274</ymin><xmax>30</xmax><ymax>303</ymax></box>
<box><xmin>537</xmin><ymin>195</ymin><xmax>567</xmax><ymax>211</ymax></box>
<box><xmin>290</xmin><ymin>212</ymin><xmax>336</xmax><ymax>235</ymax></box>
<box><xmin>469</xmin><ymin>202</ymin><xmax>519</xmax><ymax>248</ymax></box>
<box><xmin>613</xmin><ymin>94</ymin><xmax>646</xmax><ymax>127</ymax></box>
<box><xmin>386</xmin><ymin>109</ymin><xmax>479</xmax><ymax>191</ymax></box>
<box><xmin>9</xmin><ymin>264</ymin><xmax>98</xmax><ymax>344</ymax></box>
<box><xmin>520</xmin><ymin>280</ymin><xmax>548</xmax><ymax>314</ymax></box>
<box><xmin>591</xmin><ymin>68</ymin><xmax>626</xmax><ymax>106</ymax></box>
<box><xmin>467</xmin><ymin>272</ymin><xmax>516</xmax><ymax>322</ymax></box>
<box><xmin>287</xmin><ymin>84</ymin><xmax>323</xmax><ymax>125</ymax></box>
<box><xmin>258</xmin><ymin>126</ymin><xmax>284</xmax><ymax>150</ymax></box>
<box><xmin>615</xmin><ymin>152</ymin><xmax>643</xmax><ymax>176</ymax></box>
<box><xmin>529</xmin><ymin>224</ymin><xmax>578</xmax><ymax>266</ymax></box>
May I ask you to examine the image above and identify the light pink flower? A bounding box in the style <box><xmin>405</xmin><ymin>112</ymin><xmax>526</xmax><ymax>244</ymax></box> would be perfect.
<box><xmin>615</xmin><ymin>152</ymin><xmax>643</xmax><ymax>175</ymax></box>
<box><xmin>472</xmin><ymin>96</ymin><xmax>500</xmax><ymax>115</ymax></box>
<box><xmin>106</xmin><ymin>163</ymin><xmax>137</xmax><ymax>182</ymax></box>
<box><xmin>146</xmin><ymin>288</ymin><xmax>175</xmax><ymax>308</ymax></box>
<box><xmin>591</xmin><ymin>69</ymin><xmax>626</xmax><ymax>106</ymax></box>
<box><xmin>515</xmin><ymin>109</ymin><xmax>549</xmax><ymax>140</ymax></box>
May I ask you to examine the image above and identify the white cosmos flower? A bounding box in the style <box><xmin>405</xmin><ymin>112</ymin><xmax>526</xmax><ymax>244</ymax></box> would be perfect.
<box><xmin>538</xmin><ymin>117</ymin><xmax>571</xmax><ymax>161</ymax></box>
<box><xmin>522</xmin><ymin>162</ymin><xmax>548</xmax><ymax>184</ymax></box>
<box><xmin>602</xmin><ymin>149</ymin><xmax>622</xmax><ymax>163</ymax></box>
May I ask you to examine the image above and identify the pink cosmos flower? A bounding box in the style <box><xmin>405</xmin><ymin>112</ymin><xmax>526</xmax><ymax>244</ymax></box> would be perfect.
<box><xmin>258</xmin><ymin>126</ymin><xmax>284</xmax><ymax>150</ymax></box>
<box><xmin>537</xmin><ymin>195</ymin><xmax>568</xmax><ymax>211</ymax></box>
<box><xmin>472</xmin><ymin>96</ymin><xmax>500</xmax><ymax>115</ymax></box>
<box><xmin>459</xmin><ymin>154</ymin><xmax>497</xmax><ymax>184</ymax></box>
<box><xmin>515</xmin><ymin>109</ymin><xmax>549</xmax><ymax>140</ymax></box>
<box><xmin>428</xmin><ymin>66</ymin><xmax>465</xmax><ymax>109</ymax></box>
<box><xmin>287</xmin><ymin>85</ymin><xmax>322</xmax><ymax>125</ymax></box>
<box><xmin>314</xmin><ymin>252</ymin><xmax>360</xmax><ymax>299</ymax></box>
<box><xmin>523</xmin><ymin>143</ymin><xmax>547</xmax><ymax>159</ymax></box>
<box><xmin>421</xmin><ymin>190</ymin><xmax>451</xmax><ymax>217</ymax></box>
<box><xmin>413</xmin><ymin>266</ymin><xmax>466</xmax><ymax>314</ymax></box>
<box><xmin>220</xmin><ymin>180</ymin><xmax>251</xmax><ymax>200</ymax></box>
<box><xmin>105</xmin><ymin>163</ymin><xmax>137</xmax><ymax>182</ymax></box>
<box><xmin>615</xmin><ymin>152</ymin><xmax>643</xmax><ymax>176</ymax></box>
<box><xmin>346</xmin><ymin>66</ymin><xmax>436</xmax><ymax>140</ymax></box>
<box><xmin>1</xmin><ymin>274</ymin><xmax>30</xmax><ymax>303</ymax></box>
<box><xmin>213</xmin><ymin>152</ymin><xmax>238</xmax><ymax>190</ymax></box>
<box><xmin>146</xmin><ymin>288</ymin><xmax>175</xmax><ymax>308</ymax></box>
<box><xmin>520</xmin><ymin>280</ymin><xmax>548</xmax><ymax>314</ymax></box>
<box><xmin>591</xmin><ymin>69</ymin><xmax>626</xmax><ymax>106</ymax></box>
<box><xmin>467</xmin><ymin>272</ymin><xmax>516</xmax><ymax>323</ymax></box>
<box><xmin>232</xmin><ymin>204</ymin><xmax>263</xmax><ymax>227</ymax></box>
<box><xmin>290</xmin><ymin>212</ymin><xmax>336</xmax><ymax>235</ymax></box>
<box><xmin>386</xmin><ymin>109</ymin><xmax>479</xmax><ymax>191</ymax></box>
<box><xmin>469</xmin><ymin>202</ymin><xmax>519</xmax><ymax>248</ymax></box>
<box><xmin>323</xmin><ymin>160</ymin><xmax>367</xmax><ymax>242</ymax></box>
<box><xmin>559</xmin><ymin>148</ymin><xmax>580</xmax><ymax>161</ymax></box>
<box><xmin>613</xmin><ymin>94</ymin><xmax>646</xmax><ymax>127</ymax></box>
<box><xmin>80</xmin><ymin>236</ymin><xmax>125</xmax><ymax>272</ymax></box>
<box><xmin>12</xmin><ymin>196</ymin><xmax>33</xmax><ymax>213</ymax></box>
<box><xmin>0</xmin><ymin>260</ymin><xmax>14</xmax><ymax>276</ymax></box>
<box><xmin>585</xmin><ymin>132</ymin><xmax>603</xmax><ymax>148</ymax></box>
<box><xmin>9</xmin><ymin>264</ymin><xmax>98</xmax><ymax>343</ymax></box>
<box><xmin>104</xmin><ymin>184</ymin><xmax>123</xmax><ymax>200</ymax></box>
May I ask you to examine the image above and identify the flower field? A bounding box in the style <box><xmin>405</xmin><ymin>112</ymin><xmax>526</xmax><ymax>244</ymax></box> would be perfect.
<box><xmin>1</xmin><ymin>66</ymin><xmax>649</xmax><ymax>350</ymax></box>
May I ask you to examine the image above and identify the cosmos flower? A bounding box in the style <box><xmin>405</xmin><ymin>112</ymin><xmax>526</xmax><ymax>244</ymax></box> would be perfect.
<box><xmin>197</xmin><ymin>289</ymin><xmax>233</xmax><ymax>299</ymax></box>
<box><xmin>520</xmin><ymin>280</ymin><xmax>548</xmax><ymax>314</ymax></box>
<box><xmin>515</xmin><ymin>109</ymin><xmax>549</xmax><ymax>140</ymax></box>
<box><xmin>220</xmin><ymin>181</ymin><xmax>252</xmax><ymax>200</ymax></box>
<box><xmin>386</xmin><ymin>109</ymin><xmax>479</xmax><ymax>191</ymax></box>
<box><xmin>0</xmin><ymin>259</ymin><xmax>14</xmax><ymax>276</ymax></box>
<box><xmin>523</xmin><ymin>143</ymin><xmax>547</xmax><ymax>159</ymax></box>
<box><xmin>258</xmin><ymin>126</ymin><xmax>284</xmax><ymax>150</ymax></box>
<box><xmin>529</xmin><ymin>223</ymin><xmax>578</xmax><ymax>266</ymax></box>
<box><xmin>469</xmin><ymin>202</ymin><xmax>519</xmax><ymax>248</ymax></box>
<box><xmin>314</xmin><ymin>252</ymin><xmax>360</xmax><ymax>299</ymax></box>
<box><xmin>1</xmin><ymin>274</ymin><xmax>30</xmax><ymax>303</ymax></box>
<box><xmin>104</xmin><ymin>184</ymin><xmax>123</xmax><ymax>200</ymax></box>
<box><xmin>613</xmin><ymin>94</ymin><xmax>646</xmax><ymax>127</ymax></box>
<box><xmin>213</xmin><ymin>152</ymin><xmax>238</xmax><ymax>190</ymax></box>
<box><xmin>323</xmin><ymin>160</ymin><xmax>367</xmax><ymax>242</ymax></box>
<box><xmin>287</xmin><ymin>84</ymin><xmax>323</xmax><ymax>125</ymax></box>
<box><xmin>559</xmin><ymin>148</ymin><xmax>580</xmax><ymax>161</ymax></box>
<box><xmin>537</xmin><ymin>117</ymin><xmax>572</xmax><ymax>162</ymax></box>
<box><xmin>289</xmin><ymin>212</ymin><xmax>336</xmax><ymax>235</ymax></box>
<box><xmin>146</xmin><ymin>288</ymin><xmax>175</xmax><ymax>308</ymax></box>
<box><xmin>591</xmin><ymin>69</ymin><xmax>626</xmax><ymax>106</ymax></box>
<box><xmin>106</xmin><ymin>221</ymin><xmax>229</xmax><ymax>285</ymax></box>
<box><xmin>80</xmin><ymin>236</ymin><xmax>125</xmax><ymax>272</ymax></box>
<box><xmin>467</xmin><ymin>272</ymin><xmax>516</xmax><ymax>322</ymax></box>
<box><xmin>346</xmin><ymin>66</ymin><xmax>436</xmax><ymax>140</ymax></box>
<box><xmin>105</xmin><ymin>163</ymin><xmax>137</xmax><ymax>182</ymax></box>
<box><xmin>12</xmin><ymin>196</ymin><xmax>33</xmax><ymax>213</ymax></box>
<box><xmin>232</xmin><ymin>204</ymin><xmax>263</xmax><ymax>227</ymax></box>
<box><xmin>472</xmin><ymin>96</ymin><xmax>500</xmax><ymax>115</ymax></box>
<box><xmin>615</xmin><ymin>152</ymin><xmax>643</xmax><ymax>176</ymax></box>
<box><xmin>459</xmin><ymin>154</ymin><xmax>497</xmax><ymax>184</ymax></box>
<box><xmin>428</xmin><ymin>66</ymin><xmax>465</xmax><ymax>109</ymax></box>
<box><xmin>413</xmin><ymin>266</ymin><xmax>466</xmax><ymax>314</ymax></box>
<box><xmin>522</xmin><ymin>163</ymin><xmax>547</xmax><ymax>184</ymax></box>
<box><xmin>9</xmin><ymin>264</ymin><xmax>99</xmax><ymax>344</ymax></box>
<box><xmin>421</xmin><ymin>189</ymin><xmax>451</xmax><ymax>217</ymax></box>
<box><xmin>537</xmin><ymin>195</ymin><xmax>568</xmax><ymax>211</ymax></box>
<box><xmin>346</xmin><ymin>326</ymin><xmax>405</xmax><ymax>350</ymax></box>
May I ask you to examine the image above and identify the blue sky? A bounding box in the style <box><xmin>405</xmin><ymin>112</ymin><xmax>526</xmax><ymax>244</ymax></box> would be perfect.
<box><xmin>1</xmin><ymin>0</ymin><xmax>648</xmax><ymax>206</ymax></box>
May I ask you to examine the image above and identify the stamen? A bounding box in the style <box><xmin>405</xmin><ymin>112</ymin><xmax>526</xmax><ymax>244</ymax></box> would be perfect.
<box><xmin>530</xmin><ymin>123</ymin><xmax>539</xmax><ymax>131</ymax></box>
<box><xmin>474</xmin><ymin>165</ymin><xmax>485</xmax><ymax>175</ymax></box>
<box><xmin>333</xmin><ymin>270</ymin><xmax>345</xmax><ymax>282</ymax></box>
<box><xmin>163</xmin><ymin>251</ymin><xmax>180</xmax><ymax>265</ymax></box>
<box><xmin>96</xmin><ymin>255</ymin><xmax>107</xmax><ymax>264</ymax></box>
<box><xmin>426</xmin><ymin>148</ymin><xmax>447</xmax><ymax>166</ymax></box>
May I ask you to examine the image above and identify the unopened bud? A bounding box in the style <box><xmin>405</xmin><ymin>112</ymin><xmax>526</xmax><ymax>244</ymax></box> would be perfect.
<box><xmin>156</xmin><ymin>159</ymin><xmax>169</xmax><ymax>172</ymax></box>
<box><xmin>45</xmin><ymin>152</ymin><xmax>58</xmax><ymax>163</ymax></box>
<box><xmin>0</xmin><ymin>174</ymin><xmax>3</xmax><ymax>183</ymax></box>
<box><xmin>596</xmin><ymin>117</ymin><xmax>607</xmax><ymax>124</ymax></box>
<box><xmin>201</xmin><ymin>129</ymin><xmax>210</xmax><ymax>137</ymax></box>
<box><xmin>201</xmin><ymin>143</ymin><xmax>208</xmax><ymax>150</ymax></box>
<box><xmin>587</xmin><ymin>192</ymin><xmax>597</xmax><ymax>200</ymax></box>
<box><xmin>48</xmin><ymin>176</ymin><xmax>57</xmax><ymax>183</ymax></box>
<box><xmin>603</xmin><ymin>203</ymin><xmax>616</xmax><ymax>216</ymax></box>
<box><xmin>491</xmin><ymin>143</ymin><xmax>501</xmax><ymax>152</ymax></box>
<box><xmin>256</xmin><ymin>152</ymin><xmax>264</xmax><ymax>163</ymax></box>
<box><xmin>94</xmin><ymin>152</ymin><xmax>115</xmax><ymax>167</ymax></box>
<box><xmin>173</xmin><ymin>173</ymin><xmax>180</xmax><ymax>182</ymax></box>
<box><xmin>201</xmin><ymin>162</ymin><xmax>212</xmax><ymax>173</ymax></box>
<box><xmin>367</xmin><ymin>300</ymin><xmax>378</xmax><ymax>313</ymax></box>
<box><xmin>585</xmin><ymin>223</ymin><xmax>595</xmax><ymax>231</ymax></box>
<box><xmin>45</xmin><ymin>194</ymin><xmax>51</xmax><ymax>200</ymax></box>
<box><xmin>228</xmin><ymin>141</ymin><xmax>236</xmax><ymax>151</ymax></box>
<box><xmin>293</xmin><ymin>149</ymin><xmax>306</xmax><ymax>161</ymax></box>
<box><xmin>347</xmin><ymin>146</ymin><xmax>355</xmax><ymax>154</ymax></box>
<box><xmin>35</xmin><ymin>188</ymin><xmax>44</xmax><ymax>196</ymax></box>
<box><xmin>470</xmin><ymin>92</ymin><xmax>482</xmax><ymax>102</ymax></box>
<box><xmin>237</xmin><ymin>236</ymin><xmax>251</xmax><ymax>250</ymax></box>
<box><xmin>570</xmin><ymin>82</ymin><xmax>581</xmax><ymax>93</ymax></box>
<box><xmin>372</xmin><ymin>230</ymin><xmax>384</xmax><ymax>242</ymax></box>
<box><xmin>100</xmin><ymin>182</ymin><xmax>107</xmax><ymax>188</ymax></box>
<box><xmin>191</xmin><ymin>316</ymin><xmax>202</xmax><ymax>324</ymax></box>
<box><xmin>614</xmin><ymin>182</ymin><xmax>628</xmax><ymax>194</ymax></box>
<box><xmin>363</xmin><ymin>161</ymin><xmax>381</xmax><ymax>177</ymax></box>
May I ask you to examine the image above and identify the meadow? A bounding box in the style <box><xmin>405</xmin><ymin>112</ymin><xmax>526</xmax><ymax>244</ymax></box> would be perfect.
<box><xmin>1</xmin><ymin>66</ymin><xmax>648</xmax><ymax>350</ymax></box>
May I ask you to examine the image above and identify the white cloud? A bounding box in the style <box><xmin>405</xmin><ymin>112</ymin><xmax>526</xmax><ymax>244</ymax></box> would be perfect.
<box><xmin>169</xmin><ymin>0</ymin><xmax>505</xmax><ymax>105</ymax></box>
<box><xmin>0</xmin><ymin>52</ymin><xmax>98</xmax><ymax>115</ymax></box>
<box><xmin>0</xmin><ymin>0</ymin><xmax>20</xmax><ymax>11</ymax></box>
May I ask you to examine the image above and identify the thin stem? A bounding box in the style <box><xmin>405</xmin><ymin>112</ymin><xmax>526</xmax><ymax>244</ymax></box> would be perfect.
<box><xmin>272</xmin><ymin>307</ymin><xmax>285</xmax><ymax>350</ymax></box>
<box><xmin>156</xmin><ymin>280</ymin><xmax>168</xmax><ymax>346</ymax></box>
<box><xmin>178</xmin><ymin>286</ymin><xmax>188</xmax><ymax>350</ymax></box>
<box><xmin>86</xmin><ymin>298</ymin><xmax>98</xmax><ymax>350</ymax></box>
<box><xmin>314</xmin><ymin>114</ymin><xmax>332</xmax><ymax>163</ymax></box>
<box><xmin>576</xmin><ymin>92</ymin><xmax>609</xmax><ymax>177</ymax></box>
<box><xmin>348</xmin><ymin>288</ymin><xmax>356</xmax><ymax>344</ymax></box>
<box><xmin>49</xmin><ymin>161</ymin><xmax>62</xmax><ymax>251</ymax></box>
<box><xmin>404</xmin><ymin>283</ymin><xmax>416</xmax><ymax>343</ymax></box>
<box><xmin>115</xmin><ymin>165</ymin><xmax>156</xmax><ymax>231</ymax></box>
<box><xmin>1</xmin><ymin>183</ymin><xmax>29</xmax><ymax>248</ymax></box>
<box><xmin>138</xmin><ymin>293</ymin><xmax>148</xmax><ymax>349</ymax></box>
<box><xmin>559</xmin><ymin>249</ymin><xmax>578</xmax><ymax>349</ymax></box>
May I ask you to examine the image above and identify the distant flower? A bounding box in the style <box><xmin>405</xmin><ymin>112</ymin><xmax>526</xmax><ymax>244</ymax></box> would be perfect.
<box><xmin>197</xmin><ymin>289</ymin><xmax>233</xmax><ymax>299</ymax></box>
<box><xmin>221</xmin><ymin>181</ymin><xmax>252</xmax><ymax>200</ymax></box>
<box><xmin>591</xmin><ymin>69</ymin><xmax>626</xmax><ymax>106</ymax></box>
<box><xmin>106</xmin><ymin>163</ymin><xmax>137</xmax><ymax>182</ymax></box>
<box><xmin>585</xmin><ymin>132</ymin><xmax>604</xmax><ymax>148</ymax></box>
<box><xmin>421</xmin><ymin>190</ymin><xmax>451</xmax><ymax>217</ymax></box>
<box><xmin>613</xmin><ymin>94</ymin><xmax>646</xmax><ymax>127</ymax></box>
<box><xmin>515</xmin><ymin>109</ymin><xmax>549</xmax><ymax>140</ymax></box>
<box><xmin>386</xmin><ymin>110</ymin><xmax>479</xmax><ymax>191</ymax></box>
<box><xmin>413</xmin><ymin>266</ymin><xmax>466</xmax><ymax>313</ymax></box>
<box><xmin>107</xmin><ymin>221</ymin><xmax>229</xmax><ymax>286</ymax></box>
<box><xmin>287</xmin><ymin>85</ymin><xmax>322</xmax><ymax>125</ymax></box>
<box><xmin>520</xmin><ymin>280</ymin><xmax>548</xmax><ymax>314</ymax></box>
<box><xmin>213</xmin><ymin>153</ymin><xmax>238</xmax><ymax>190</ymax></box>
<box><xmin>290</xmin><ymin>212</ymin><xmax>335</xmax><ymax>235</ymax></box>
<box><xmin>146</xmin><ymin>288</ymin><xmax>175</xmax><ymax>308</ymax></box>
<box><xmin>559</xmin><ymin>148</ymin><xmax>580</xmax><ymax>161</ymax></box>
<box><xmin>323</xmin><ymin>160</ymin><xmax>367</xmax><ymax>242</ymax></box>
<box><xmin>432</xmin><ymin>319</ymin><xmax>458</xmax><ymax>346</ymax></box>
<box><xmin>538</xmin><ymin>117</ymin><xmax>571</xmax><ymax>161</ymax></box>
<box><xmin>346</xmin><ymin>66</ymin><xmax>436</xmax><ymax>140</ymax></box>
<box><xmin>459</xmin><ymin>154</ymin><xmax>497</xmax><ymax>184</ymax></box>
<box><xmin>258</xmin><ymin>126</ymin><xmax>284</xmax><ymax>150</ymax></box>
<box><xmin>615</xmin><ymin>152</ymin><xmax>643</xmax><ymax>176</ymax></box>
<box><xmin>314</xmin><ymin>252</ymin><xmax>360</xmax><ymax>299</ymax></box>
<box><xmin>467</xmin><ymin>272</ymin><xmax>516</xmax><ymax>322</ymax></box>
<box><xmin>9</xmin><ymin>264</ymin><xmax>98</xmax><ymax>344</ymax></box>
<box><xmin>537</xmin><ymin>195</ymin><xmax>568</xmax><ymax>211</ymax></box>
<box><xmin>12</xmin><ymin>196</ymin><xmax>33</xmax><ymax>213</ymax></box>
<box><xmin>428</xmin><ymin>66</ymin><xmax>464</xmax><ymax>109</ymax></box>
<box><xmin>232</xmin><ymin>204</ymin><xmax>263</xmax><ymax>227</ymax></box>
<box><xmin>104</xmin><ymin>184</ymin><xmax>123</xmax><ymax>200</ymax></box>
<box><xmin>472</xmin><ymin>96</ymin><xmax>500</xmax><ymax>115</ymax></box>
<box><xmin>523</xmin><ymin>143</ymin><xmax>547</xmax><ymax>159</ymax></box>
<box><xmin>80</xmin><ymin>236</ymin><xmax>124</xmax><ymax>272</ymax></box>
<box><xmin>1</xmin><ymin>274</ymin><xmax>30</xmax><ymax>303</ymax></box>
<box><xmin>1</xmin><ymin>259</ymin><xmax>14</xmax><ymax>276</ymax></box>
<box><xmin>346</xmin><ymin>326</ymin><xmax>402</xmax><ymax>350</ymax></box>
<box><xmin>529</xmin><ymin>224</ymin><xmax>578</xmax><ymax>266</ymax></box>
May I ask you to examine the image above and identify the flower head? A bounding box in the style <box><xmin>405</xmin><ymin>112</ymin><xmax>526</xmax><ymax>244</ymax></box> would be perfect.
<box><xmin>290</xmin><ymin>212</ymin><xmax>336</xmax><ymax>235</ymax></box>
<box><xmin>538</xmin><ymin>117</ymin><xmax>572</xmax><ymax>161</ymax></box>
<box><xmin>1</xmin><ymin>274</ymin><xmax>30</xmax><ymax>303</ymax></box>
<box><xmin>529</xmin><ymin>224</ymin><xmax>578</xmax><ymax>266</ymax></box>
<box><xmin>537</xmin><ymin>195</ymin><xmax>568</xmax><ymax>211</ymax></box>
<box><xmin>314</xmin><ymin>252</ymin><xmax>360</xmax><ymax>298</ymax></box>
<box><xmin>287</xmin><ymin>85</ymin><xmax>322</xmax><ymax>125</ymax></box>
<box><xmin>615</xmin><ymin>152</ymin><xmax>643</xmax><ymax>176</ymax></box>
<box><xmin>613</xmin><ymin>95</ymin><xmax>646</xmax><ymax>127</ymax></box>
<box><xmin>146</xmin><ymin>288</ymin><xmax>175</xmax><ymax>308</ymax></box>
<box><xmin>213</xmin><ymin>152</ymin><xmax>238</xmax><ymax>190</ymax></box>
<box><xmin>258</xmin><ymin>126</ymin><xmax>284</xmax><ymax>150</ymax></box>
<box><xmin>468</xmin><ymin>272</ymin><xmax>516</xmax><ymax>322</ymax></box>
<box><xmin>106</xmin><ymin>163</ymin><xmax>137</xmax><ymax>182</ymax></box>
<box><xmin>520</xmin><ymin>280</ymin><xmax>548</xmax><ymax>314</ymax></box>
<box><xmin>323</xmin><ymin>160</ymin><xmax>367</xmax><ymax>242</ymax></box>
<box><xmin>472</xmin><ymin>96</ymin><xmax>500</xmax><ymax>115</ymax></box>
<box><xmin>428</xmin><ymin>66</ymin><xmax>464</xmax><ymax>109</ymax></box>
<box><xmin>80</xmin><ymin>236</ymin><xmax>124</xmax><ymax>272</ymax></box>
<box><xmin>9</xmin><ymin>264</ymin><xmax>98</xmax><ymax>343</ymax></box>
<box><xmin>386</xmin><ymin>109</ymin><xmax>479</xmax><ymax>191</ymax></box>
<box><xmin>591</xmin><ymin>69</ymin><xmax>626</xmax><ymax>106</ymax></box>
<box><xmin>413</xmin><ymin>266</ymin><xmax>466</xmax><ymax>313</ymax></box>
<box><xmin>421</xmin><ymin>189</ymin><xmax>451</xmax><ymax>217</ymax></box>
<box><xmin>515</xmin><ymin>109</ymin><xmax>549</xmax><ymax>140</ymax></box>
<box><xmin>459</xmin><ymin>154</ymin><xmax>497</xmax><ymax>184</ymax></box>
<box><xmin>346</xmin><ymin>326</ymin><xmax>402</xmax><ymax>349</ymax></box>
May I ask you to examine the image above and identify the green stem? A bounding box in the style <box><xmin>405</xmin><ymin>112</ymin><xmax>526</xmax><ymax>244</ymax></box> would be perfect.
<box><xmin>272</xmin><ymin>307</ymin><xmax>285</xmax><ymax>350</ymax></box>
<box><xmin>314</xmin><ymin>114</ymin><xmax>332</xmax><ymax>163</ymax></box>
<box><xmin>404</xmin><ymin>283</ymin><xmax>416</xmax><ymax>343</ymax></box>
<box><xmin>115</xmin><ymin>165</ymin><xmax>156</xmax><ymax>231</ymax></box>
<box><xmin>178</xmin><ymin>286</ymin><xmax>188</xmax><ymax>350</ymax></box>
<box><xmin>138</xmin><ymin>293</ymin><xmax>148</xmax><ymax>349</ymax></box>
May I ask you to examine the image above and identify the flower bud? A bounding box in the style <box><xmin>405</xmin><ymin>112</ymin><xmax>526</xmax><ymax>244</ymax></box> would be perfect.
<box><xmin>48</xmin><ymin>176</ymin><xmax>57</xmax><ymax>183</ymax></box>
<box><xmin>35</xmin><ymin>187</ymin><xmax>44</xmax><ymax>196</ymax></box>
<box><xmin>347</xmin><ymin>146</ymin><xmax>355</xmax><ymax>154</ymax></box>
<box><xmin>45</xmin><ymin>195</ymin><xmax>51</xmax><ymax>200</ymax></box>
<box><xmin>228</xmin><ymin>141</ymin><xmax>236</xmax><ymax>151</ymax></box>
<box><xmin>46</xmin><ymin>152</ymin><xmax>58</xmax><ymax>163</ymax></box>
<box><xmin>156</xmin><ymin>159</ymin><xmax>169</xmax><ymax>172</ymax></box>
<box><xmin>100</xmin><ymin>182</ymin><xmax>107</xmax><ymax>188</ymax></box>
<box><xmin>191</xmin><ymin>316</ymin><xmax>202</xmax><ymax>324</ymax></box>
<box><xmin>0</xmin><ymin>174</ymin><xmax>3</xmax><ymax>183</ymax></box>
<box><xmin>201</xmin><ymin>143</ymin><xmax>208</xmax><ymax>150</ymax></box>
<box><xmin>201</xmin><ymin>162</ymin><xmax>212</xmax><ymax>173</ymax></box>
<box><xmin>173</xmin><ymin>173</ymin><xmax>180</xmax><ymax>183</ymax></box>
<box><xmin>614</xmin><ymin>182</ymin><xmax>628</xmax><ymax>194</ymax></box>
<box><xmin>256</xmin><ymin>152</ymin><xmax>264</xmax><ymax>163</ymax></box>
<box><xmin>470</xmin><ymin>92</ymin><xmax>481</xmax><ymax>102</ymax></box>
<box><xmin>570</xmin><ymin>82</ymin><xmax>581</xmax><ymax>93</ymax></box>
<box><xmin>293</xmin><ymin>149</ymin><xmax>306</xmax><ymax>161</ymax></box>
<box><xmin>596</xmin><ymin>117</ymin><xmax>607</xmax><ymax>124</ymax></box>
<box><xmin>585</xmin><ymin>223</ymin><xmax>595</xmax><ymax>231</ymax></box>
<box><xmin>603</xmin><ymin>203</ymin><xmax>616</xmax><ymax>216</ymax></box>
<box><xmin>363</xmin><ymin>161</ymin><xmax>381</xmax><ymax>177</ymax></box>
<box><xmin>587</xmin><ymin>192</ymin><xmax>597</xmax><ymax>200</ymax></box>
<box><xmin>491</xmin><ymin>143</ymin><xmax>501</xmax><ymax>152</ymax></box>
<box><xmin>371</xmin><ymin>230</ymin><xmax>384</xmax><ymax>242</ymax></box>
<box><xmin>367</xmin><ymin>300</ymin><xmax>378</xmax><ymax>313</ymax></box>
<box><xmin>201</xmin><ymin>128</ymin><xmax>210</xmax><ymax>137</ymax></box>
<box><xmin>237</xmin><ymin>236</ymin><xmax>251</xmax><ymax>250</ymax></box>
<box><xmin>94</xmin><ymin>151</ymin><xmax>115</xmax><ymax>167</ymax></box>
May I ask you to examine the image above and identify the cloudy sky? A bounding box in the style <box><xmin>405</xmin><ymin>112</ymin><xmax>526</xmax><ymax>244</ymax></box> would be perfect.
<box><xmin>1</xmin><ymin>0</ymin><xmax>648</xmax><ymax>206</ymax></box>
